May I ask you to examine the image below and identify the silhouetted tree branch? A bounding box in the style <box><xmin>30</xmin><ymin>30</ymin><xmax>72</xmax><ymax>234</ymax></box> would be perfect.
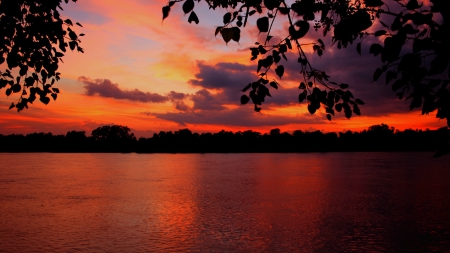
<box><xmin>0</xmin><ymin>0</ymin><xmax>83</xmax><ymax>111</ymax></box>
<box><xmin>163</xmin><ymin>0</ymin><xmax>450</xmax><ymax>126</ymax></box>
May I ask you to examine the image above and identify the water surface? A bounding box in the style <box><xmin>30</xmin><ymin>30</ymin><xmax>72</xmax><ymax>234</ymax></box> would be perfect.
<box><xmin>0</xmin><ymin>153</ymin><xmax>449</xmax><ymax>252</ymax></box>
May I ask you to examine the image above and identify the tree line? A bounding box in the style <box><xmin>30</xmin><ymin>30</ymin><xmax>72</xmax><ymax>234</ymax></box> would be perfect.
<box><xmin>0</xmin><ymin>124</ymin><xmax>448</xmax><ymax>155</ymax></box>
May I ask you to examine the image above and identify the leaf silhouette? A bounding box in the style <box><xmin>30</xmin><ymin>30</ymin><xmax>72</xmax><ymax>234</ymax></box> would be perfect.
<box><xmin>223</xmin><ymin>12</ymin><xmax>232</xmax><ymax>24</ymax></box>
<box><xmin>364</xmin><ymin>0</ymin><xmax>384</xmax><ymax>7</ymax></box>
<box><xmin>270</xmin><ymin>81</ymin><xmax>278</xmax><ymax>89</ymax></box>
<box><xmin>373</xmin><ymin>68</ymin><xmax>382</xmax><ymax>81</ymax></box>
<box><xmin>298</xmin><ymin>91</ymin><xmax>307</xmax><ymax>103</ymax></box>
<box><xmin>241</xmin><ymin>95</ymin><xmax>250</xmax><ymax>104</ymax></box>
<box><xmin>162</xmin><ymin>6</ymin><xmax>170</xmax><ymax>21</ymax></box>
<box><xmin>220</xmin><ymin>28</ymin><xmax>233</xmax><ymax>44</ymax></box>
<box><xmin>232</xmin><ymin>27</ymin><xmax>241</xmax><ymax>42</ymax></box>
<box><xmin>339</xmin><ymin>83</ymin><xmax>349</xmax><ymax>89</ymax></box>
<box><xmin>369</xmin><ymin>44</ymin><xmax>383</xmax><ymax>56</ymax></box>
<box><xmin>289</xmin><ymin>20</ymin><xmax>309</xmax><ymax>39</ymax></box>
<box><xmin>188</xmin><ymin>11</ymin><xmax>199</xmax><ymax>24</ymax></box>
<box><xmin>40</xmin><ymin>96</ymin><xmax>50</xmax><ymax>105</ymax></box>
<box><xmin>406</xmin><ymin>0</ymin><xmax>421</xmax><ymax>10</ymax></box>
<box><xmin>356</xmin><ymin>43</ymin><xmax>361</xmax><ymax>55</ymax></box>
<box><xmin>374</xmin><ymin>30</ymin><xmax>387</xmax><ymax>36</ymax></box>
<box><xmin>182</xmin><ymin>0</ymin><xmax>194</xmax><ymax>14</ymax></box>
<box><xmin>264</xmin><ymin>0</ymin><xmax>280</xmax><ymax>10</ymax></box>
<box><xmin>257</xmin><ymin>17</ymin><xmax>269</xmax><ymax>33</ymax></box>
<box><xmin>355</xmin><ymin>99</ymin><xmax>365</xmax><ymax>105</ymax></box>
<box><xmin>214</xmin><ymin>26</ymin><xmax>223</xmax><ymax>37</ymax></box>
<box><xmin>275</xmin><ymin>65</ymin><xmax>284</xmax><ymax>78</ymax></box>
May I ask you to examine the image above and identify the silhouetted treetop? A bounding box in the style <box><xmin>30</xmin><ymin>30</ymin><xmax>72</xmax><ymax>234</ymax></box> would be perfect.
<box><xmin>163</xmin><ymin>0</ymin><xmax>450</xmax><ymax>126</ymax></box>
<box><xmin>0</xmin><ymin>0</ymin><xmax>83</xmax><ymax>111</ymax></box>
<box><xmin>91</xmin><ymin>125</ymin><xmax>136</xmax><ymax>141</ymax></box>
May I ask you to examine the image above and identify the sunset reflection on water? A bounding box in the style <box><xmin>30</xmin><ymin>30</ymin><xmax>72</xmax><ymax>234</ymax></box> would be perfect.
<box><xmin>1</xmin><ymin>153</ymin><xmax>450</xmax><ymax>252</ymax></box>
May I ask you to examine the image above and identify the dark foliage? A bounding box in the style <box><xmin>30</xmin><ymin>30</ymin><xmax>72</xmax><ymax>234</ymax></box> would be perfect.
<box><xmin>0</xmin><ymin>124</ymin><xmax>448</xmax><ymax>156</ymax></box>
<box><xmin>163</xmin><ymin>0</ymin><xmax>450</xmax><ymax>126</ymax></box>
<box><xmin>0</xmin><ymin>0</ymin><xmax>83</xmax><ymax>111</ymax></box>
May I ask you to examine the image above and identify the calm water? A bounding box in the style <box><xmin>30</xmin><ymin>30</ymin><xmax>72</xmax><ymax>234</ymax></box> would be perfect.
<box><xmin>0</xmin><ymin>152</ymin><xmax>450</xmax><ymax>252</ymax></box>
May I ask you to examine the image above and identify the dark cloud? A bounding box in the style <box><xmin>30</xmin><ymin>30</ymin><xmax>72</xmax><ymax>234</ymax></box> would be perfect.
<box><xmin>191</xmin><ymin>89</ymin><xmax>226</xmax><ymax>111</ymax></box>
<box><xmin>188</xmin><ymin>61</ymin><xmax>253</xmax><ymax>92</ymax></box>
<box><xmin>152</xmin><ymin>106</ymin><xmax>324</xmax><ymax>127</ymax></box>
<box><xmin>79</xmin><ymin>76</ymin><xmax>169</xmax><ymax>103</ymax></box>
<box><xmin>187</xmin><ymin>61</ymin><xmax>297</xmax><ymax>108</ymax></box>
<box><xmin>167</xmin><ymin>91</ymin><xmax>187</xmax><ymax>101</ymax></box>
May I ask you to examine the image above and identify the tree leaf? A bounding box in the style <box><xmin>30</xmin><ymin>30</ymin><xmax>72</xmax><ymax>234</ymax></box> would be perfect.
<box><xmin>223</xmin><ymin>12</ymin><xmax>232</xmax><ymax>24</ymax></box>
<box><xmin>326</xmin><ymin>114</ymin><xmax>332</xmax><ymax>121</ymax></box>
<box><xmin>182</xmin><ymin>0</ymin><xmax>194</xmax><ymax>14</ymax></box>
<box><xmin>214</xmin><ymin>26</ymin><xmax>223</xmax><ymax>37</ymax></box>
<box><xmin>241</xmin><ymin>95</ymin><xmax>250</xmax><ymax>105</ymax></box>
<box><xmin>275</xmin><ymin>65</ymin><xmax>284</xmax><ymax>78</ymax></box>
<box><xmin>369</xmin><ymin>44</ymin><xmax>383</xmax><ymax>56</ymax></box>
<box><xmin>374</xmin><ymin>30</ymin><xmax>387</xmax><ymax>36</ymax></box>
<box><xmin>264</xmin><ymin>0</ymin><xmax>280</xmax><ymax>10</ymax></box>
<box><xmin>356</xmin><ymin>42</ymin><xmax>361</xmax><ymax>55</ymax></box>
<box><xmin>406</xmin><ymin>0</ymin><xmax>420</xmax><ymax>10</ymax></box>
<box><xmin>373</xmin><ymin>68</ymin><xmax>382</xmax><ymax>81</ymax></box>
<box><xmin>270</xmin><ymin>81</ymin><xmax>278</xmax><ymax>89</ymax></box>
<box><xmin>9</xmin><ymin>102</ymin><xmax>14</xmax><ymax>110</ymax></box>
<box><xmin>257</xmin><ymin>17</ymin><xmax>269</xmax><ymax>33</ymax></box>
<box><xmin>12</xmin><ymin>84</ymin><xmax>21</xmax><ymax>93</ymax></box>
<box><xmin>364</xmin><ymin>0</ymin><xmax>384</xmax><ymax>7</ymax></box>
<box><xmin>220</xmin><ymin>28</ymin><xmax>233</xmax><ymax>44</ymax></box>
<box><xmin>339</xmin><ymin>83</ymin><xmax>349</xmax><ymax>89</ymax></box>
<box><xmin>298</xmin><ymin>91</ymin><xmax>307</xmax><ymax>103</ymax></box>
<box><xmin>289</xmin><ymin>21</ymin><xmax>310</xmax><ymax>39</ymax></box>
<box><xmin>285</xmin><ymin>39</ymin><xmax>292</xmax><ymax>49</ymax></box>
<box><xmin>188</xmin><ymin>11</ymin><xmax>199</xmax><ymax>24</ymax></box>
<box><xmin>355</xmin><ymin>99</ymin><xmax>365</xmax><ymax>105</ymax></box>
<box><xmin>307</xmin><ymin>103</ymin><xmax>317</xmax><ymax>114</ymax></box>
<box><xmin>231</xmin><ymin>27</ymin><xmax>240</xmax><ymax>42</ymax></box>
<box><xmin>64</xmin><ymin>19</ymin><xmax>73</xmax><ymax>26</ymax></box>
<box><xmin>343</xmin><ymin>103</ymin><xmax>352</xmax><ymax>118</ymax></box>
<box><xmin>40</xmin><ymin>96</ymin><xmax>50</xmax><ymax>105</ymax></box>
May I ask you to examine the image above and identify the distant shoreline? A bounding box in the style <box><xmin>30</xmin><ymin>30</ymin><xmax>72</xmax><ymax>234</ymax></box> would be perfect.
<box><xmin>1</xmin><ymin>124</ymin><xmax>449</xmax><ymax>155</ymax></box>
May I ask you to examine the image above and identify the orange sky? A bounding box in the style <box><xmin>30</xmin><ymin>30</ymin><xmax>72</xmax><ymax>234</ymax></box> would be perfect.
<box><xmin>0</xmin><ymin>0</ymin><xmax>446</xmax><ymax>137</ymax></box>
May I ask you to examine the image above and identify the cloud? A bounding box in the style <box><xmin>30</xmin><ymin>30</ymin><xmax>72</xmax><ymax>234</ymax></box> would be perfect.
<box><xmin>79</xmin><ymin>76</ymin><xmax>169</xmax><ymax>103</ymax></box>
<box><xmin>187</xmin><ymin>61</ymin><xmax>297</xmax><ymax>107</ymax></box>
<box><xmin>152</xmin><ymin>106</ymin><xmax>325</xmax><ymax>127</ymax></box>
<box><xmin>191</xmin><ymin>89</ymin><xmax>226</xmax><ymax>111</ymax></box>
<box><xmin>167</xmin><ymin>91</ymin><xmax>187</xmax><ymax>101</ymax></box>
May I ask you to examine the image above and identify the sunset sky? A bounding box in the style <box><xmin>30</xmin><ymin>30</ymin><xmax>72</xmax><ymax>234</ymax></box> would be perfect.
<box><xmin>0</xmin><ymin>0</ymin><xmax>446</xmax><ymax>137</ymax></box>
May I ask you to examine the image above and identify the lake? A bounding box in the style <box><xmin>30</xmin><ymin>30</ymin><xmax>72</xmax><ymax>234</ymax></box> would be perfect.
<box><xmin>1</xmin><ymin>152</ymin><xmax>450</xmax><ymax>252</ymax></box>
